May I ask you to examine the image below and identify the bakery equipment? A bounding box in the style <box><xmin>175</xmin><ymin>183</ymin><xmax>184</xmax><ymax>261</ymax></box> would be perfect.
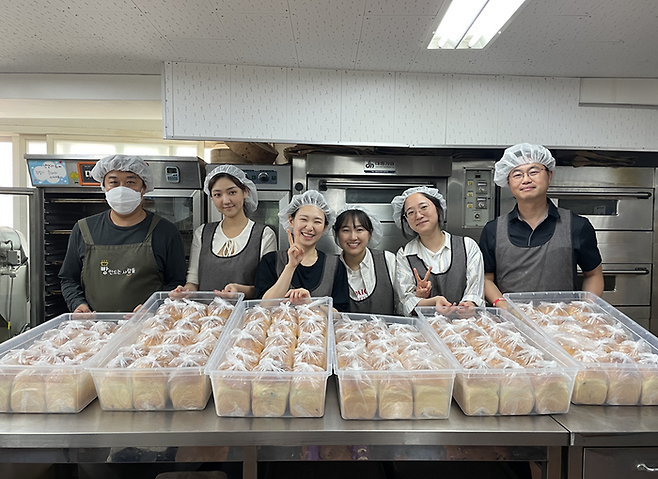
<box><xmin>501</xmin><ymin>166</ymin><xmax>656</xmax><ymax>331</ymax></box>
<box><xmin>207</xmin><ymin>164</ymin><xmax>291</xmax><ymax>249</ymax></box>
<box><xmin>25</xmin><ymin>154</ymin><xmax>206</xmax><ymax>323</ymax></box>
<box><xmin>292</xmin><ymin>154</ymin><xmax>501</xmax><ymax>254</ymax></box>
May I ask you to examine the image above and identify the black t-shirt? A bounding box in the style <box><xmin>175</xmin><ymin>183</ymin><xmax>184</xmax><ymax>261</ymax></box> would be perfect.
<box><xmin>59</xmin><ymin>210</ymin><xmax>187</xmax><ymax>311</ymax></box>
<box><xmin>254</xmin><ymin>250</ymin><xmax>351</xmax><ymax>312</ymax></box>
<box><xmin>479</xmin><ymin>201</ymin><xmax>602</xmax><ymax>283</ymax></box>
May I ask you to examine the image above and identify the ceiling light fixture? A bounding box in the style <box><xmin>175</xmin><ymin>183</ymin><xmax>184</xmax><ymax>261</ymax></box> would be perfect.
<box><xmin>428</xmin><ymin>0</ymin><xmax>527</xmax><ymax>50</ymax></box>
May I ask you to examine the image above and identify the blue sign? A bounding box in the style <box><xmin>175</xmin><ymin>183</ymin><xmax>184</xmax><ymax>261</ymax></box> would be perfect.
<box><xmin>28</xmin><ymin>160</ymin><xmax>69</xmax><ymax>185</ymax></box>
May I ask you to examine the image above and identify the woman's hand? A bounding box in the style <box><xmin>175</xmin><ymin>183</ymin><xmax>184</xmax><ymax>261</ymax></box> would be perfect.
<box><xmin>285</xmin><ymin>288</ymin><xmax>310</xmax><ymax>303</ymax></box>
<box><xmin>414</xmin><ymin>267</ymin><xmax>432</xmax><ymax>298</ymax></box>
<box><xmin>223</xmin><ymin>283</ymin><xmax>239</xmax><ymax>293</ymax></box>
<box><xmin>74</xmin><ymin>303</ymin><xmax>92</xmax><ymax>313</ymax></box>
<box><xmin>287</xmin><ymin>229</ymin><xmax>305</xmax><ymax>268</ymax></box>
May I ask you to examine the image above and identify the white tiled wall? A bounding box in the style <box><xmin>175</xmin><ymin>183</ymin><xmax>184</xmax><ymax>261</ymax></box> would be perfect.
<box><xmin>164</xmin><ymin>61</ymin><xmax>657</xmax><ymax>150</ymax></box>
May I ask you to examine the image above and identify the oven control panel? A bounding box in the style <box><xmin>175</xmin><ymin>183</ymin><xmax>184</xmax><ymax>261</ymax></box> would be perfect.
<box><xmin>464</xmin><ymin>169</ymin><xmax>493</xmax><ymax>228</ymax></box>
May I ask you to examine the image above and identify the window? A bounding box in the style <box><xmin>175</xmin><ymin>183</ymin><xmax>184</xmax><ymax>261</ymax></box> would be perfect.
<box><xmin>0</xmin><ymin>141</ymin><xmax>13</xmax><ymax>227</ymax></box>
<box><xmin>53</xmin><ymin>138</ymin><xmax>201</xmax><ymax>157</ymax></box>
<box><xmin>27</xmin><ymin>140</ymin><xmax>47</xmax><ymax>154</ymax></box>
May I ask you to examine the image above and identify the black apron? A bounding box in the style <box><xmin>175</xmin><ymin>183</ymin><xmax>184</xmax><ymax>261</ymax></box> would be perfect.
<box><xmin>79</xmin><ymin>215</ymin><xmax>163</xmax><ymax>312</ymax></box>
<box><xmin>275</xmin><ymin>251</ymin><xmax>339</xmax><ymax>297</ymax></box>
<box><xmin>198</xmin><ymin>221</ymin><xmax>265</xmax><ymax>291</ymax></box>
<box><xmin>349</xmin><ymin>249</ymin><xmax>395</xmax><ymax>315</ymax></box>
<box><xmin>406</xmin><ymin>235</ymin><xmax>468</xmax><ymax>305</ymax></box>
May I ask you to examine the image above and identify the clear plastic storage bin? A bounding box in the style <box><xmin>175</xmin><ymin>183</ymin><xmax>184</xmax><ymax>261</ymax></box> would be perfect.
<box><xmin>416</xmin><ymin>307</ymin><xmax>579</xmax><ymax>416</ymax></box>
<box><xmin>0</xmin><ymin>313</ymin><xmax>129</xmax><ymax>413</ymax></box>
<box><xmin>332</xmin><ymin>312</ymin><xmax>459</xmax><ymax>420</ymax></box>
<box><xmin>505</xmin><ymin>291</ymin><xmax>658</xmax><ymax>406</ymax></box>
<box><xmin>205</xmin><ymin>297</ymin><xmax>333</xmax><ymax>418</ymax></box>
<box><xmin>88</xmin><ymin>292</ymin><xmax>243</xmax><ymax>411</ymax></box>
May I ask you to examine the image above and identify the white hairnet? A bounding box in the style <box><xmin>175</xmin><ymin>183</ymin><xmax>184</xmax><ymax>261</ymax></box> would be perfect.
<box><xmin>391</xmin><ymin>186</ymin><xmax>447</xmax><ymax>237</ymax></box>
<box><xmin>204</xmin><ymin>165</ymin><xmax>259</xmax><ymax>216</ymax></box>
<box><xmin>278</xmin><ymin>190</ymin><xmax>336</xmax><ymax>236</ymax></box>
<box><xmin>494</xmin><ymin>143</ymin><xmax>556</xmax><ymax>187</ymax></box>
<box><xmin>333</xmin><ymin>205</ymin><xmax>384</xmax><ymax>248</ymax></box>
<box><xmin>91</xmin><ymin>155</ymin><xmax>154</xmax><ymax>193</ymax></box>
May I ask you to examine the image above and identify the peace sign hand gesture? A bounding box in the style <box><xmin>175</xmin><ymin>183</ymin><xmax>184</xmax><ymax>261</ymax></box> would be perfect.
<box><xmin>414</xmin><ymin>266</ymin><xmax>432</xmax><ymax>299</ymax></box>
<box><xmin>287</xmin><ymin>229</ymin><xmax>305</xmax><ymax>268</ymax></box>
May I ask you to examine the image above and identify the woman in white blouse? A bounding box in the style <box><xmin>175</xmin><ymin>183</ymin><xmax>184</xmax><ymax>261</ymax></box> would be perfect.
<box><xmin>392</xmin><ymin>186</ymin><xmax>485</xmax><ymax>316</ymax></box>
<box><xmin>332</xmin><ymin>205</ymin><xmax>399</xmax><ymax>315</ymax></box>
<box><xmin>173</xmin><ymin>165</ymin><xmax>276</xmax><ymax>298</ymax></box>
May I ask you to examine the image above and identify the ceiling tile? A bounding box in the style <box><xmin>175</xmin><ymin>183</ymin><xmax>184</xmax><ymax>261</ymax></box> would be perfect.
<box><xmin>219</xmin><ymin>14</ymin><xmax>298</xmax><ymax>66</ymax></box>
<box><xmin>365</xmin><ymin>0</ymin><xmax>443</xmax><ymax>15</ymax></box>
<box><xmin>211</xmin><ymin>0</ymin><xmax>289</xmax><ymax>14</ymax></box>
<box><xmin>133</xmin><ymin>0</ymin><xmax>227</xmax><ymax>38</ymax></box>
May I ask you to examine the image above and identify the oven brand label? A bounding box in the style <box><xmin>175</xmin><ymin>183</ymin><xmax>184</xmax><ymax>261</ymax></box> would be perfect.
<box><xmin>364</xmin><ymin>161</ymin><xmax>396</xmax><ymax>173</ymax></box>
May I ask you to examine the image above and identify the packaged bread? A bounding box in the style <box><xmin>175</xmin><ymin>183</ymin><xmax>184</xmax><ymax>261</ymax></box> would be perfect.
<box><xmin>506</xmin><ymin>293</ymin><xmax>658</xmax><ymax>406</ymax></box>
<box><xmin>0</xmin><ymin>315</ymin><xmax>124</xmax><ymax>413</ymax></box>
<box><xmin>417</xmin><ymin>307</ymin><xmax>578</xmax><ymax>416</ymax></box>
<box><xmin>91</xmin><ymin>294</ymin><xmax>240</xmax><ymax>411</ymax></box>
<box><xmin>333</xmin><ymin>313</ymin><xmax>456</xmax><ymax>420</ymax></box>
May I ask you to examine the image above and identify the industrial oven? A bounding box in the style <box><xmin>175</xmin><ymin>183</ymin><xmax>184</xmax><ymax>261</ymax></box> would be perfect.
<box><xmin>26</xmin><ymin>155</ymin><xmax>205</xmax><ymax>323</ymax></box>
<box><xmin>534</xmin><ymin>166</ymin><xmax>655</xmax><ymax>331</ymax></box>
<box><xmin>292</xmin><ymin>154</ymin><xmax>500</xmax><ymax>255</ymax></box>
<box><xmin>206</xmin><ymin>164</ymin><xmax>291</xmax><ymax>249</ymax></box>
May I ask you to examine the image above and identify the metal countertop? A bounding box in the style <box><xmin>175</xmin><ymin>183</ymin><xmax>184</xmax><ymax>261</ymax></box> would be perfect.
<box><xmin>0</xmin><ymin>378</ymin><xmax>568</xmax><ymax>449</ymax></box>
<box><xmin>552</xmin><ymin>404</ymin><xmax>658</xmax><ymax>447</ymax></box>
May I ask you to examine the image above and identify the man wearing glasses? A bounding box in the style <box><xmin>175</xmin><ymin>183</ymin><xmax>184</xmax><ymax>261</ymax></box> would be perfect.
<box><xmin>479</xmin><ymin>143</ymin><xmax>604</xmax><ymax>308</ymax></box>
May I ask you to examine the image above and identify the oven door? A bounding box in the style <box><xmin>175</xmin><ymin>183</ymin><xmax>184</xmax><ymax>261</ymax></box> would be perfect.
<box><xmin>143</xmin><ymin>189</ymin><xmax>203</xmax><ymax>260</ymax></box>
<box><xmin>547</xmin><ymin>187</ymin><xmax>653</xmax><ymax>230</ymax></box>
<box><xmin>208</xmin><ymin>190</ymin><xmax>290</xmax><ymax>250</ymax></box>
<box><xmin>308</xmin><ymin>177</ymin><xmax>446</xmax><ymax>255</ymax></box>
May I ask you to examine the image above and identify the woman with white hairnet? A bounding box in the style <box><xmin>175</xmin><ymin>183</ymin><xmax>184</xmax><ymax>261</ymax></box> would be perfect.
<box><xmin>59</xmin><ymin>155</ymin><xmax>186</xmax><ymax>313</ymax></box>
<box><xmin>332</xmin><ymin>205</ymin><xmax>399</xmax><ymax>314</ymax></box>
<box><xmin>479</xmin><ymin>143</ymin><xmax>603</xmax><ymax>307</ymax></box>
<box><xmin>392</xmin><ymin>186</ymin><xmax>485</xmax><ymax>316</ymax></box>
<box><xmin>173</xmin><ymin>165</ymin><xmax>277</xmax><ymax>298</ymax></box>
<box><xmin>254</xmin><ymin>190</ymin><xmax>350</xmax><ymax>311</ymax></box>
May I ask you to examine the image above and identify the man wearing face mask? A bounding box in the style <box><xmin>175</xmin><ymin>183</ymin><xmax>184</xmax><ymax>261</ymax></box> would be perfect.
<box><xmin>59</xmin><ymin>155</ymin><xmax>186</xmax><ymax>313</ymax></box>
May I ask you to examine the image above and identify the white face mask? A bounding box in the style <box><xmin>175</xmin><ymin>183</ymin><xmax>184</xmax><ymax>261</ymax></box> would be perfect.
<box><xmin>105</xmin><ymin>186</ymin><xmax>143</xmax><ymax>215</ymax></box>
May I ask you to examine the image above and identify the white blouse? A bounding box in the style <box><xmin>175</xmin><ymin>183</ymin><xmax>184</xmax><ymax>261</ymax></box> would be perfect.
<box><xmin>340</xmin><ymin>248</ymin><xmax>399</xmax><ymax>313</ymax></box>
<box><xmin>395</xmin><ymin>231</ymin><xmax>485</xmax><ymax>316</ymax></box>
<box><xmin>186</xmin><ymin>219</ymin><xmax>277</xmax><ymax>285</ymax></box>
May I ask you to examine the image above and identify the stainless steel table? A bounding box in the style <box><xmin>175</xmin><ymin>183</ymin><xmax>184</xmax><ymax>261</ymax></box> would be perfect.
<box><xmin>0</xmin><ymin>378</ymin><xmax>569</xmax><ymax>479</ymax></box>
<box><xmin>552</xmin><ymin>405</ymin><xmax>658</xmax><ymax>479</ymax></box>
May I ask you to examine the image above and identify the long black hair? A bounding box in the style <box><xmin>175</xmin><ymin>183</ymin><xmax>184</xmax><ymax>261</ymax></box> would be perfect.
<box><xmin>400</xmin><ymin>193</ymin><xmax>444</xmax><ymax>240</ymax></box>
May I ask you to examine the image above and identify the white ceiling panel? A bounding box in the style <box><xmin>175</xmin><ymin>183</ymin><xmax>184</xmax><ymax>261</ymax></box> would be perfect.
<box><xmin>165</xmin><ymin>39</ymin><xmax>240</xmax><ymax>64</ymax></box>
<box><xmin>355</xmin><ymin>15</ymin><xmax>435</xmax><ymax>70</ymax></box>
<box><xmin>211</xmin><ymin>0</ymin><xmax>289</xmax><ymax>14</ymax></box>
<box><xmin>365</xmin><ymin>0</ymin><xmax>443</xmax><ymax>16</ymax></box>
<box><xmin>218</xmin><ymin>14</ymin><xmax>298</xmax><ymax>66</ymax></box>
<box><xmin>133</xmin><ymin>0</ymin><xmax>226</xmax><ymax>39</ymax></box>
<box><xmin>0</xmin><ymin>0</ymin><xmax>656</xmax><ymax>77</ymax></box>
<box><xmin>290</xmin><ymin>0</ymin><xmax>365</xmax><ymax>69</ymax></box>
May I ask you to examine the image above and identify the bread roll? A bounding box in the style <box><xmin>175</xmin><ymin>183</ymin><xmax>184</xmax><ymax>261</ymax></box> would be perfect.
<box><xmin>290</xmin><ymin>364</ymin><xmax>325</xmax><ymax>417</ymax></box>
<box><xmin>129</xmin><ymin>357</ymin><xmax>167</xmax><ymax>410</ymax></box>
<box><xmin>453</xmin><ymin>376</ymin><xmax>499</xmax><ymax>416</ymax></box>
<box><xmin>10</xmin><ymin>370</ymin><xmax>46</xmax><ymax>413</ymax></box>
<box><xmin>378</xmin><ymin>374</ymin><xmax>413</xmax><ymax>419</ymax></box>
<box><xmin>499</xmin><ymin>375</ymin><xmax>534</xmax><ymax>415</ymax></box>
<box><xmin>169</xmin><ymin>372</ymin><xmax>210</xmax><ymax>410</ymax></box>
<box><xmin>531</xmin><ymin>374</ymin><xmax>571</xmax><ymax>414</ymax></box>
<box><xmin>572</xmin><ymin>369</ymin><xmax>608</xmax><ymax>405</ymax></box>
<box><xmin>338</xmin><ymin>374</ymin><xmax>377</xmax><ymax>419</ymax></box>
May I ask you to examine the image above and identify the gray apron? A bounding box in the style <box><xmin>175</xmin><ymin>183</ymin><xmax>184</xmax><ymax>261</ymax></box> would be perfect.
<box><xmin>79</xmin><ymin>215</ymin><xmax>163</xmax><ymax>312</ymax></box>
<box><xmin>407</xmin><ymin>235</ymin><xmax>467</xmax><ymax>305</ymax></box>
<box><xmin>275</xmin><ymin>251</ymin><xmax>339</xmax><ymax>297</ymax></box>
<box><xmin>495</xmin><ymin>207</ymin><xmax>574</xmax><ymax>294</ymax></box>
<box><xmin>198</xmin><ymin>221</ymin><xmax>265</xmax><ymax>291</ymax></box>
<box><xmin>349</xmin><ymin>249</ymin><xmax>395</xmax><ymax>315</ymax></box>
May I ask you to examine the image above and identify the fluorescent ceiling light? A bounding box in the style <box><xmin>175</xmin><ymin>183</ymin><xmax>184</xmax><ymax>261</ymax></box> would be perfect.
<box><xmin>428</xmin><ymin>0</ymin><xmax>527</xmax><ymax>50</ymax></box>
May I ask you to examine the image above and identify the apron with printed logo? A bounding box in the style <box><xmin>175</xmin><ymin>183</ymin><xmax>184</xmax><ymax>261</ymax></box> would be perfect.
<box><xmin>79</xmin><ymin>215</ymin><xmax>163</xmax><ymax>312</ymax></box>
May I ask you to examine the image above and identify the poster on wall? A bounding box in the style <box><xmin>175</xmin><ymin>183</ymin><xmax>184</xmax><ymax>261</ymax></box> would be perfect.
<box><xmin>27</xmin><ymin>160</ymin><xmax>69</xmax><ymax>186</ymax></box>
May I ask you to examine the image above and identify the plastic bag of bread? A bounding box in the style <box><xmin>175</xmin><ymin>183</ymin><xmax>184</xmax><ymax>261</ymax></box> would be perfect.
<box><xmin>599</xmin><ymin>352</ymin><xmax>642</xmax><ymax>405</ymax></box>
<box><xmin>97</xmin><ymin>354</ymin><xmax>134</xmax><ymax>410</ymax></box>
<box><xmin>10</xmin><ymin>369</ymin><xmax>47</xmax><ymax>413</ymax></box>
<box><xmin>168</xmin><ymin>354</ymin><xmax>210</xmax><ymax>410</ymax></box>
<box><xmin>528</xmin><ymin>361</ymin><xmax>571</xmax><ymax>414</ymax></box>
<box><xmin>338</xmin><ymin>368</ymin><xmax>378</xmax><ymax>420</ymax></box>
<box><xmin>251</xmin><ymin>358</ymin><xmax>291</xmax><ymax>417</ymax></box>
<box><xmin>290</xmin><ymin>363</ymin><xmax>326</xmax><ymax>417</ymax></box>
<box><xmin>129</xmin><ymin>356</ymin><xmax>167</xmax><ymax>410</ymax></box>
